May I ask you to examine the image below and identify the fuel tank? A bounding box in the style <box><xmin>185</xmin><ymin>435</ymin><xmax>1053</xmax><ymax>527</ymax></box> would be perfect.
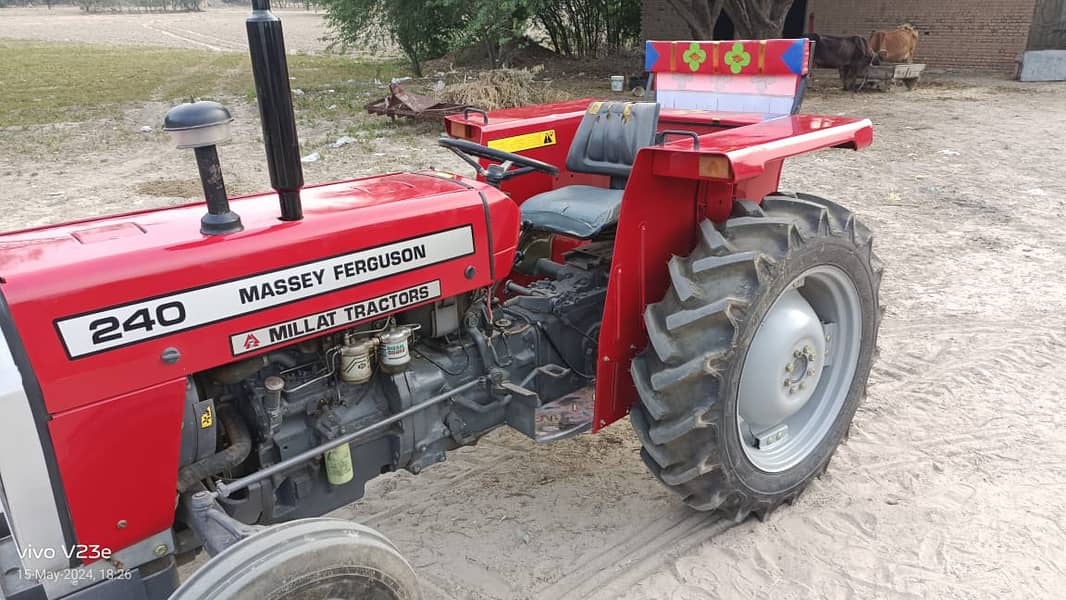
<box><xmin>0</xmin><ymin>171</ymin><xmax>518</xmax><ymax>413</ymax></box>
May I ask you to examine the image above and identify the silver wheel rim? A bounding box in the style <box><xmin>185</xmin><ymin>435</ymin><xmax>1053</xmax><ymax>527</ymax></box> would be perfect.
<box><xmin>736</xmin><ymin>265</ymin><xmax>862</xmax><ymax>473</ymax></box>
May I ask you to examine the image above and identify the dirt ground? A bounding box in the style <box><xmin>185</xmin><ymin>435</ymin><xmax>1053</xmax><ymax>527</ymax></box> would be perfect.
<box><xmin>3</xmin><ymin>8</ymin><xmax>1066</xmax><ymax>600</ymax></box>
<box><xmin>0</xmin><ymin>6</ymin><xmax>335</xmax><ymax>52</ymax></box>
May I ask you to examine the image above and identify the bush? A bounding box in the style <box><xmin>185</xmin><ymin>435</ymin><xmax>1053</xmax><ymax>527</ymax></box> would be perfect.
<box><xmin>321</xmin><ymin>0</ymin><xmax>465</xmax><ymax>77</ymax></box>
<box><xmin>322</xmin><ymin>0</ymin><xmax>640</xmax><ymax>75</ymax></box>
<box><xmin>536</xmin><ymin>0</ymin><xmax>641</xmax><ymax>57</ymax></box>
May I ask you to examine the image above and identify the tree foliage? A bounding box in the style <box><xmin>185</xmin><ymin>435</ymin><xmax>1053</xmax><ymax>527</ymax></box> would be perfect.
<box><xmin>76</xmin><ymin>0</ymin><xmax>203</xmax><ymax>12</ymax></box>
<box><xmin>321</xmin><ymin>0</ymin><xmax>461</xmax><ymax>76</ymax></box>
<box><xmin>536</xmin><ymin>0</ymin><xmax>642</xmax><ymax>57</ymax></box>
<box><xmin>322</xmin><ymin>0</ymin><xmax>642</xmax><ymax>76</ymax></box>
<box><xmin>725</xmin><ymin>0</ymin><xmax>793</xmax><ymax>38</ymax></box>
<box><xmin>444</xmin><ymin>0</ymin><xmax>533</xmax><ymax>68</ymax></box>
<box><xmin>665</xmin><ymin>0</ymin><xmax>795</xmax><ymax>40</ymax></box>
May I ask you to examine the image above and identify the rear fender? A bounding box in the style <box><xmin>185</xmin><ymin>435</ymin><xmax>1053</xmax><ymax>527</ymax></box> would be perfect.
<box><xmin>592</xmin><ymin>114</ymin><xmax>873</xmax><ymax>430</ymax></box>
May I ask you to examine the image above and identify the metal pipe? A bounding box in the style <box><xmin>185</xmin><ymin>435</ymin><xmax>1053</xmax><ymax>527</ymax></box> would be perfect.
<box><xmin>465</xmin><ymin>324</ymin><xmax>493</xmax><ymax>372</ymax></box>
<box><xmin>247</xmin><ymin>0</ymin><xmax>303</xmax><ymax>221</ymax></box>
<box><xmin>534</xmin><ymin>258</ymin><xmax>567</xmax><ymax>279</ymax></box>
<box><xmin>215</xmin><ymin>377</ymin><xmax>486</xmax><ymax>498</ymax></box>
<box><xmin>506</xmin><ymin>281</ymin><xmax>536</xmax><ymax>296</ymax></box>
<box><xmin>177</xmin><ymin>406</ymin><xmax>251</xmax><ymax>493</ymax></box>
<box><xmin>193</xmin><ymin>145</ymin><xmax>242</xmax><ymax>235</ymax></box>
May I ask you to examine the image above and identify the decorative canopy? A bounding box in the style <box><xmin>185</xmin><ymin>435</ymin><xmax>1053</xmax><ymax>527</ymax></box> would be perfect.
<box><xmin>644</xmin><ymin>39</ymin><xmax>810</xmax><ymax>76</ymax></box>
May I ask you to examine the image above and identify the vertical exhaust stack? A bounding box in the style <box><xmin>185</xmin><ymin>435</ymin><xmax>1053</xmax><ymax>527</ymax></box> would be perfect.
<box><xmin>247</xmin><ymin>0</ymin><xmax>304</xmax><ymax>221</ymax></box>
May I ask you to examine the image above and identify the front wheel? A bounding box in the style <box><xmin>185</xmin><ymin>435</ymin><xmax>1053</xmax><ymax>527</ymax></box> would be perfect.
<box><xmin>171</xmin><ymin>519</ymin><xmax>420</xmax><ymax>600</ymax></box>
<box><xmin>630</xmin><ymin>193</ymin><xmax>883</xmax><ymax>520</ymax></box>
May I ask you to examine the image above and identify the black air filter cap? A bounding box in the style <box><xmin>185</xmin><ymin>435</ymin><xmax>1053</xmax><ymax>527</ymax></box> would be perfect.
<box><xmin>163</xmin><ymin>101</ymin><xmax>234</xmax><ymax>149</ymax></box>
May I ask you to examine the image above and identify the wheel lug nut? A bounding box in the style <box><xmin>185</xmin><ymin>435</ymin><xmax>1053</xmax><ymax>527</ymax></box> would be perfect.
<box><xmin>785</xmin><ymin>363</ymin><xmax>794</xmax><ymax>373</ymax></box>
<box><xmin>783</xmin><ymin>379</ymin><xmax>791</xmax><ymax>388</ymax></box>
<box><xmin>793</xmin><ymin>350</ymin><xmax>802</xmax><ymax>358</ymax></box>
<box><xmin>798</xmin><ymin>382</ymin><xmax>806</xmax><ymax>391</ymax></box>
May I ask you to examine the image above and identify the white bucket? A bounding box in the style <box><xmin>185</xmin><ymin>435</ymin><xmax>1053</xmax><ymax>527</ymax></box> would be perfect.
<box><xmin>610</xmin><ymin>75</ymin><xmax>625</xmax><ymax>92</ymax></box>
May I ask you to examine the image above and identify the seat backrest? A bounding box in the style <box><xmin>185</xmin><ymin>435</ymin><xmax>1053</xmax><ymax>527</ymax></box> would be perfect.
<box><xmin>566</xmin><ymin>101</ymin><xmax>661</xmax><ymax>183</ymax></box>
<box><xmin>645</xmin><ymin>39</ymin><xmax>811</xmax><ymax>117</ymax></box>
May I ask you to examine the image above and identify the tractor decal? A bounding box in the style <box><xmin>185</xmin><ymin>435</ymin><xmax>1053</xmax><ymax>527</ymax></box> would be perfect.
<box><xmin>54</xmin><ymin>226</ymin><xmax>473</xmax><ymax>359</ymax></box>
<box><xmin>682</xmin><ymin>42</ymin><xmax>707</xmax><ymax>71</ymax></box>
<box><xmin>487</xmin><ymin>129</ymin><xmax>557</xmax><ymax>153</ymax></box>
<box><xmin>724</xmin><ymin>42</ymin><xmax>752</xmax><ymax>74</ymax></box>
<box><xmin>228</xmin><ymin>280</ymin><xmax>442</xmax><ymax>355</ymax></box>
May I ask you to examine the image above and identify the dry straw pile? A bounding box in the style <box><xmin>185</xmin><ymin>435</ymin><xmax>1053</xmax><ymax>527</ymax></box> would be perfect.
<box><xmin>442</xmin><ymin>67</ymin><xmax>565</xmax><ymax>110</ymax></box>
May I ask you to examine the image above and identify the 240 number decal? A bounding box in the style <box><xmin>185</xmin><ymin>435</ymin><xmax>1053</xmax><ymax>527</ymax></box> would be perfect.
<box><xmin>89</xmin><ymin>301</ymin><xmax>187</xmax><ymax>345</ymax></box>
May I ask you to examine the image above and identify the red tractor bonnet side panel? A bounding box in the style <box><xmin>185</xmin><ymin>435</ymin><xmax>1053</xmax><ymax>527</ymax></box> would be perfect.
<box><xmin>47</xmin><ymin>378</ymin><xmax>186</xmax><ymax>556</ymax></box>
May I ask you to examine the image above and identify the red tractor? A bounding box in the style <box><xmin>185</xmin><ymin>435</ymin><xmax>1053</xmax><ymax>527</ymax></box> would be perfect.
<box><xmin>0</xmin><ymin>5</ymin><xmax>881</xmax><ymax>599</ymax></box>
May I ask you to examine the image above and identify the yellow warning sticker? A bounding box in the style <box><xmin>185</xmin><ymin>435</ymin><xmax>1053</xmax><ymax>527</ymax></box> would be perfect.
<box><xmin>200</xmin><ymin>406</ymin><xmax>214</xmax><ymax>429</ymax></box>
<box><xmin>487</xmin><ymin>129</ymin><xmax>557</xmax><ymax>153</ymax></box>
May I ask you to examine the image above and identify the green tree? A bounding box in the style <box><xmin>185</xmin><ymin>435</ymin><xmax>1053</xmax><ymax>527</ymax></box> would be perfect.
<box><xmin>536</xmin><ymin>0</ymin><xmax>642</xmax><ymax>57</ymax></box>
<box><xmin>321</xmin><ymin>0</ymin><xmax>462</xmax><ymax>76</ymax></box>
<box><xmin>442</xmin><ymin>0</ymin><xmax>533</xmax><ymax>68</ymax></box>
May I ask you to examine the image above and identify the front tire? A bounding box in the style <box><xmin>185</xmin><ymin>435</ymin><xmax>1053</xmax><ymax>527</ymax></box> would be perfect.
<box><xmin>630</xmin><ymin>193</ymin><xmax>883</xmax><ymax>519</ymax></box>
<box><xmin>171</xmin><ymin>519</ymin><xmax>420</xmax><ymax>600</ymax></box>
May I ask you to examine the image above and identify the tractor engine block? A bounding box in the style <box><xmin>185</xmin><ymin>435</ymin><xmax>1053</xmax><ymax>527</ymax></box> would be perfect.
<box><xmin>181</xmin><ymin>244</ymin><xmax>609</xmax><ymax>530</ymax></box>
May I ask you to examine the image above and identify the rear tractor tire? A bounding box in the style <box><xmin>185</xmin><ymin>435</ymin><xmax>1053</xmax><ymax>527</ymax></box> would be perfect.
<box><xmin>631</xmin><ymin>193</ymin><xmax>883</xmax><ymax>520</ymax></box>
<box><xmin>170</xmin><ymin>518</ymin><xmax>420</xmax><ymax>600</ymax></box>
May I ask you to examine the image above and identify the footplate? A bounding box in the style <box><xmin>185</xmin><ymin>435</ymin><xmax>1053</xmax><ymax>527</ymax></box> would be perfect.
<box><xmin>534</xmin><ymin>386</ymin><xmax>594</xmax><ymax>443</ymax></box>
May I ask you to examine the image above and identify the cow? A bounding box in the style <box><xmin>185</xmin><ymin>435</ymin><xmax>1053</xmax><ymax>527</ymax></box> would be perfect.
<box><xmin>806</xmin><ymin>33</ymin><xmax>876</xmax><ymax>91</ymax></box>
<box><xmin>869</xmin><ymin>23</ymin><xmax>920</xmax><ymax>63</ymax></box>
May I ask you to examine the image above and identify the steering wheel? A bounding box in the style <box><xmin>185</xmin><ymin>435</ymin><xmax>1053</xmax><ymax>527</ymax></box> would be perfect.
<box><xmin>438</xmin><ymin>136</ymin><xmax>559</xmax><ymax>186</ymax></box>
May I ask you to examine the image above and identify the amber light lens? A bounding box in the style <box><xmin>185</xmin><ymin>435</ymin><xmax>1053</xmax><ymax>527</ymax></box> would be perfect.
<box><xmin>446</xmin><ymin>121</ymin><xmax>476</xmax><ymax>140</ymax></box>
<box><xmin>699</xmin><ymin>155</ymin><xmax>733</xmax><ymax>180</ymax></box>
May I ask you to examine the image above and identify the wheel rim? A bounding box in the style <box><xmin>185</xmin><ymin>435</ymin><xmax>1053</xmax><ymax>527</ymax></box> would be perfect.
<box><xmin>271</xmin><ymin>569</ymin><xmax>402</xmax><ymax>600</ymax></box>
<box><xmin>736</xmin><ymin>265</ymin><xmax>862</xmax><ymax>473</ymax></box>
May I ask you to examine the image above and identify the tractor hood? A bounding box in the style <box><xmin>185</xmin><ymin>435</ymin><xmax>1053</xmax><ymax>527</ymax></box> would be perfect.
<box><xmin>0</xmin><ymin>171</ymin><xmax>518</xmax><ymax>414</ymax></box>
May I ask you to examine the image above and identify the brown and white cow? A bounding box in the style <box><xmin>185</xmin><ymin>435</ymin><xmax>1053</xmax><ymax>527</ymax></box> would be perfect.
<box><xmin>869</xmin><ymin>23</ymin><xmax>919</xmax><ymax>63</ymax></box>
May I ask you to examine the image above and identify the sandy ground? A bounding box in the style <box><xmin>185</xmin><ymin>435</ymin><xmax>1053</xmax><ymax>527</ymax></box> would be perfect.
<box><xmin>3</xmin><ymin>10</ymin><xmax>1066</xmax><ymax>600</ymax></box>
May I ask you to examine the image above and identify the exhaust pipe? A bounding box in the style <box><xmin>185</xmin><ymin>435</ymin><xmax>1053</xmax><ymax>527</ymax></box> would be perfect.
<box><xmin>247</xmin><ymin>0</ymin><xmax>304</xmax><ymax>221</ymax></box>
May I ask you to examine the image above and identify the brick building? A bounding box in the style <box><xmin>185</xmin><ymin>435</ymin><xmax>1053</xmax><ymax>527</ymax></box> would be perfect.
<box><xmin>642</xmin><ymin>0</ymin><xmax>1063</xmax><ymax>73</ymax></box>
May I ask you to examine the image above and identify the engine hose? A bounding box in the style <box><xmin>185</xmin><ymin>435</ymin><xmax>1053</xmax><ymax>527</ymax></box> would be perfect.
<box><xmin>210</xmin><ymin>352</ymin><xmax>299</xmax><ymax>385</ymax></box>
<box><xmin>177</xmin><ymin>406</ymin><xmax>252</xmax><ymax>493</ymax></box>
<box><xmin>466</xmin><ymin>324</ymin><xmax>494</xmax><ymax>372</ymax></box>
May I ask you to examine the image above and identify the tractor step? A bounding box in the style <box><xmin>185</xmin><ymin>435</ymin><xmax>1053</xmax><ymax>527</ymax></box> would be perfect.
<box><xmin>534</xmin><ymin>386</ymin><xmax>594</xmax><ymax>443</ymax></box>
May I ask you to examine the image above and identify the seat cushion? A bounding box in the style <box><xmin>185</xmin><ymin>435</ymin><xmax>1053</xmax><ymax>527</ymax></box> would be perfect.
<box><xmin>520</xmin><ymin>185</ymin><xmax>624</xmax><ymax>239</ymax></box>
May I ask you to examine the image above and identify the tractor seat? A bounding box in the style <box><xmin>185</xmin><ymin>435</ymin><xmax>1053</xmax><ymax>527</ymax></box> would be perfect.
<box><xmin>520</xmin><ymin>101</ymin><xmax>660</xmax><ymax>239</ymax></box>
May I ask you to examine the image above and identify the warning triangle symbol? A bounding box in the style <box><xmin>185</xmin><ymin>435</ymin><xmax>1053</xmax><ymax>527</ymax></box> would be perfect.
<box><xmin>243</xmin><ymin>333</ymin><xmax>261</xmax><ymax>350</ymax></box>
<box><xmin>544</xmin><ymin>132</ymin><xmax>554</xmax><ymax>143</ymax></box>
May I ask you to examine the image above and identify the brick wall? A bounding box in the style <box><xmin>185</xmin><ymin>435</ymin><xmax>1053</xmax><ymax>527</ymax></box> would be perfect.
<box><xmin>641</xmin><ymin>0</ymin><xmax>1037</xmax><ymax>72</ymax></box>
<box><xmin>810</xmin><ymin>0</ymin><xmax>1036</xmax><ymax>72</ymax></box>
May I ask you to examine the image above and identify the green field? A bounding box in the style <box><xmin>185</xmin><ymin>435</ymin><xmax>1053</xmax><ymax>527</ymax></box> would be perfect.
<box><xmin>0</xmin><ymin>41</ymin><xmax>405</xmax><ymax>127</ymax></box>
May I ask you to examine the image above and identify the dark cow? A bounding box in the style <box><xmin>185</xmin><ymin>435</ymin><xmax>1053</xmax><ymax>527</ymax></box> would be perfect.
<box><xmin>806</xmin><ymin>33</ymin><xmax>875</xmax><ymax>91</ymax></box>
